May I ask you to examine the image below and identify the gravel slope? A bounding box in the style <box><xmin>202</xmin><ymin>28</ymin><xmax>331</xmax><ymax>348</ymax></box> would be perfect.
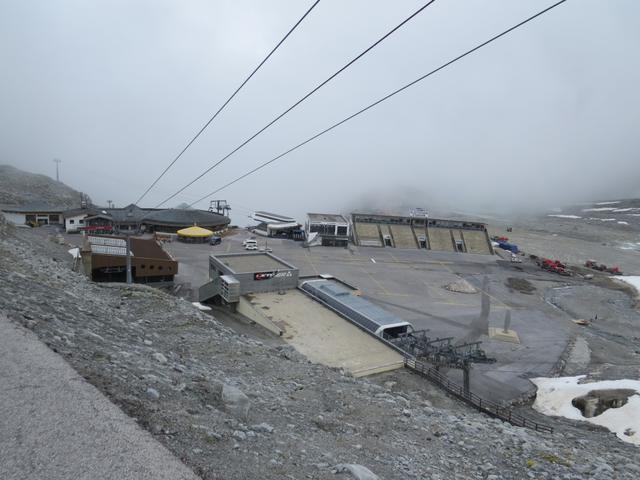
<box><xmin>0</xmin><ymin>164</ymin><xmax>89</xmax><ymax>207</ymax></box>
<box><xmin>1</xmin><ymin>220</ymin><xmax>639</xmax><ymax>479</ymax></box>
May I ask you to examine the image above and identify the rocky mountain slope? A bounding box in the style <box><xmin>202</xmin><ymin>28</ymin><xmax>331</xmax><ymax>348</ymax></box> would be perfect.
<box><xmin>0</xmin><ymin>164</ymin><xmax>89</xmax><ymax>208</ymax></box>
<box><xmin>0</xmin><ymin>219</ymin><xmax>638</xmax><ymax>479</ymax></box>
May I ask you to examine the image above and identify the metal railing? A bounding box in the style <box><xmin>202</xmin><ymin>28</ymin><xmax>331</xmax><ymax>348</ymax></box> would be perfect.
<box><xmin>404</xmin><ymin>357</ymin><xmax>553</xmax><ymax>433</ymax></box>
<box><xmin>298</xmin><ymin>283</ymin><xmax>553</xmax><ymax>433</ymax></box>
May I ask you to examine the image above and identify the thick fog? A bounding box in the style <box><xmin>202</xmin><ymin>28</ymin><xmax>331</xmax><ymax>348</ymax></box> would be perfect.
<box><xmin>1</xmin><ymin>0</ymin><xmax>639</xmax><ymax>224</ymax></box>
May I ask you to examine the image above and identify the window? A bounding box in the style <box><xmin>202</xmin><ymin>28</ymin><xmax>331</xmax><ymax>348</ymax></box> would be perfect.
<box><xmin>79</xmin><ymin>219</ymin><xmax>84</xmax><ymax>224</ymax></box>
<box><xmin>140</xmin><ymin>264</ymin><xmax>146</xmax><ymax>269</ymax></box>
<box><xmin>158</xmin><ymin>266</ymin><xmax>163</xmax><ymax>271</ymax></box>
<box><xmin>337</xmin><ymin>226</ymin><xmax>347</xmax><ymax>236</ymax></box>
<box><xmin>69</xmin><ymin>219</ymin><xmax>75</xmax><ymax>224</ymax></box>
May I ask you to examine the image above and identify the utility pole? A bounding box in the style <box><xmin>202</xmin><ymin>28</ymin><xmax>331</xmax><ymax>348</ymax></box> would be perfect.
<box><xmin>53</xmin><ymin>158</ymin><xmax>61</xmax><ymax>182</ymax></box>
<box><xmin>126</xmin><ymin>233</ymin><xmax>132</xmax><ymax>284</ymax></box>
<box><xmin>123</xmin><ymin>210</ymin><xmax>137</xmax><ymax>284</ymax></box>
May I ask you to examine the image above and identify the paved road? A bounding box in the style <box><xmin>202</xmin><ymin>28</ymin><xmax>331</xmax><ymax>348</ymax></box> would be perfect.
<box><xmin>0</xmin><ymin>313</ymin><xmax>199</xmax><ymax>480</ymax></box>
<box><xmin>164</xmin><ymin>231</ymin><xmax>574</xmax><ymax>402</ymax></box>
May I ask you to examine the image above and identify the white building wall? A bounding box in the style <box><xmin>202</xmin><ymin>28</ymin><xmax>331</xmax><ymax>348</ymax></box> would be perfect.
<box><xmin>1</xmin><ymin>212</ymin><xmax>26</xmax><ymax>225</ymax></box>
<box><xmin>65</xmin><ymin>214</ymin><xmax>87</xmax><ymax>232</ymax></box>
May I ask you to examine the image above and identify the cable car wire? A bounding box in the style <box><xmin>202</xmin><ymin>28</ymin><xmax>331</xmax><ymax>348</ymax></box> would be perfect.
<box><xmin>187</xmin><ymin>0</ymin><xmax>568</xmax><ymax>207</ymax></box>
<box><xmin>134</xmin><ymin>0</ymin><xmax>322</xmax><ymax>205</ymax></box>
<box><xmin>155</xmin><ymin>0</ymin><xmax>439</xmax><ymax>207</ymax></box>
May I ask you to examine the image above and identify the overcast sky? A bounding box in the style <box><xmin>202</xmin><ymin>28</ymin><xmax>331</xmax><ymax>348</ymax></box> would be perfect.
<box><xmin>1</xmin><ymin>0</ymin><xmax>639</xmax><ymax>223</ymax></box>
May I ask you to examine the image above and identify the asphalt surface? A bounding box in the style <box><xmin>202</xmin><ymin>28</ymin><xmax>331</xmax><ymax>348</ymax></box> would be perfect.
<box><xmin>0</xmin><ymin>313</ymin><xmax>199</xmax><ymax>480</ymax></box>
<box><xmin>163</xmin><ymin>231</ymin><xmax>577</xmax><ymax>403</ymax></box>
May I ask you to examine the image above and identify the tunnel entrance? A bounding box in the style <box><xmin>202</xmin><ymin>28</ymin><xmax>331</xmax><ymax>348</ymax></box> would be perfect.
<box><xmin>572</xmin><ymin>389</ymin><xmax>637</xmax><ymax>418</ymax></box>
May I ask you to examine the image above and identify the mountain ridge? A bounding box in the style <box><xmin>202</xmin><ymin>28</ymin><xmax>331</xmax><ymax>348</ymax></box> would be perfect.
<box><xmin>0</xmin><ymin>164</ymin><xmax>90</xmax><ymax>209</ymax></box>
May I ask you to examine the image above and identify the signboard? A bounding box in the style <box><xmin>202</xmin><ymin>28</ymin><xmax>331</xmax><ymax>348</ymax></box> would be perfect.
<box><xmin>254</xmin><ymin>270</ymin><xmax>293</xmax><ymax>281</ymax></box>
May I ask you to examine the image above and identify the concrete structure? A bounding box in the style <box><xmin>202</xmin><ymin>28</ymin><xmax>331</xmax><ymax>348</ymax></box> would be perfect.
<box><xmin>300</xmin><ymin>276</ymin><xmax>413</xmax><ymax>338</ymax></box>
<box><xmin>0</xmin><ymin>203</ymin><xmax>65</xmax><ymax>227</ymax></box>
<box><xmin>305</xmin><ymin>213</ymin><xmax>350</xmax><ymax>247</ymax></box>
<box><xmin>205</xmin><ymin>252</ymin><xmax>299</xmax><ymax>302</ymax></box>
<box><xmin>0</xmin><ymin>313</ymin><xmax>199</xmax><ymax>480</ymax></box>
<box><xmin>240</xmin><ymin>290</ymin><xmax>404</xmax><ymax>376</ymax></box>
<box><xmin>250</xmin><ymin>211</ymin><xmax>302</xmax><ymax>238</ymax></box>
<box><xmin>164</xmin><ymin>230</ymin><xmax>573</xmax><ymax>403</ymax></box>
<box><xmin>82</xmin><ymin>235</ymin><xmax>177</xmax><ymax>283</ymax></box>
<box><xmin>351</xmin><ymin>213</ymin><xmax>493</xmax><ymax>254</ymax></box>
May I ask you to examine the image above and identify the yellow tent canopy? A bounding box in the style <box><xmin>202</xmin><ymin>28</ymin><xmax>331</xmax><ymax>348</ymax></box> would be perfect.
<box><xmin>177</xmin><ymin>225</ymin><xmax>214</xmax><ymax>238</ymax></box>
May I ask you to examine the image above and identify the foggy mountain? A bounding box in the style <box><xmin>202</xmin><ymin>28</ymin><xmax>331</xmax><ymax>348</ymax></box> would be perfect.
<box><xmin>1</xmin><ymin>1</ymin><xmax>639</xmax><ymax>224</ymax></box>
<box><xmin>0</xmin><ymin>164</ymin><xmax>90</xmax><ymax>209</ymax></box>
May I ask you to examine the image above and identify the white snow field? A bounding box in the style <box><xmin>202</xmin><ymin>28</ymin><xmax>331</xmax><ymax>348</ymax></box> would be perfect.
<box><xmin>616</xmin><ymin>276</ymin><xmax>640</xmax><ymax>292</ymax></box>
<box><xmin>532</xmin><ymin>376</ymin><xmax>640</xmax><ymax>446</ymax></box>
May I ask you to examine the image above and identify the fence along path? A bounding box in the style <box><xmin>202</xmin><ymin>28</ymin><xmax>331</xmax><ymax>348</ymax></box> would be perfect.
<box><xmin>404</xmin><ymin>357</ymin><xmax>553</xmax><ymax>433</ymax></box>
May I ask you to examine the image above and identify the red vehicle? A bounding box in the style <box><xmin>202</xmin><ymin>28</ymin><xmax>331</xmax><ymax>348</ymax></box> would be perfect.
<box><xmin>585</xmin><ymin>260</ymin><xmax>622</xmax><ymax>275</ymax></box>
<box><xmin>537</xmin><ymin>258</ymin><xmax>571</xmax><ymax>276</ymax></box>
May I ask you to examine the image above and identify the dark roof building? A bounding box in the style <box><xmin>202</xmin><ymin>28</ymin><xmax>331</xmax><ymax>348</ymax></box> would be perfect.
<box><xmin>143</xmin><ymin>209</ymin><xmax>230</xmax><ymax>232</ymax></box>
<box><xmin>83</xmin><ymin>205</ymin><xmax>230</xmax><ymax>234</ymax></box>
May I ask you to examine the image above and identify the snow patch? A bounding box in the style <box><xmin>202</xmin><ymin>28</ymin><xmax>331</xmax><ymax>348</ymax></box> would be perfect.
<box><xmin>192</xmin><ymin>302</ymin><xmax>212</xmax><ymax>311</ymax></box>
<box><xmin>616</xmin><ymin>276</ymin><xmax>640</xmax><ymax>292</ymax></box>
<box><xmin>617</xmin><ymin>221</ymin><xmax>629</xmax><ymax>225</ymax></box>
<box><xmin>619</xmin><ymin>242</ymin><xmax>640</xmax><ymax>251</ymax></box>
<box><xmin>582</xmin><ymin>207</ymin><xmax>618</xmax><ymax>212</ymax></box>
<box><xmin>595</xmin><ymin>201</ymin><xmax>621</xmax><ymax>205</ymax></box>
<box><xmin>548</xmin><ymin>214</ymin><xmax>582</xmax><ymax>219</ymax></box>
<box><xmin>532</xmin><ymin>376</ymin><xmax>640</xmax><ymax>446</ymax></box>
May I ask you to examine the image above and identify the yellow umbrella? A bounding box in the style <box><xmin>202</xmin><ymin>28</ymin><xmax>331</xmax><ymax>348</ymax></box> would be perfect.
<box><xmin>176</xmin><ymin>225</ymin><xmax>214</xmax><ymax>238</ymax></box>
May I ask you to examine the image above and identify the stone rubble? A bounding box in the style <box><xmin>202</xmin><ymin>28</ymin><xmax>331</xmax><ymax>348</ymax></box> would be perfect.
<box><xmin>0</xmin><ymin>223</ymin><xmax>639</xmax><ymax>479</ymax></box>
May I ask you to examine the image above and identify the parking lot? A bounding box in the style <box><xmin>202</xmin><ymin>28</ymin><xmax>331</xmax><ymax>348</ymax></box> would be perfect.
<box><xmin>163</xmin><ymin>230</ymin><xmax>577</xmax><ymax>403</ymax></box>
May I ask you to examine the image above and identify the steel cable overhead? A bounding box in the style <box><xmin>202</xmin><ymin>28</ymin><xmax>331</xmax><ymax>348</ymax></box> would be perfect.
<box><xmin>187</xmin><ymin>0</ymin><xmax>568</xmax><ymax>207</ymax></box>
<box><xmin>155</xmin><ymin>0</ymin><xmax>439</xmax><ymax>207</ymax></box>
<box><xmin>134</xmin><ymin>0</ymin><xmax>321</xmax><ymax>205</ymax></box>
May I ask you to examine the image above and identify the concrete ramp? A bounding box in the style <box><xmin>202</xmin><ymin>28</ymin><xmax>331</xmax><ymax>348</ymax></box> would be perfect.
<box><xmin>389</xmin><ymin>225</ymin><xmax>418</xmax><ymax>249</ymax></box>
<box><xmin>237</xmin><ymin>295</ymin><xmax>284</xmax><ymax>336</ymax></box>
<box><xmin>427</xmin><ymin>228</ymin><xmax>455</xmax><ymax>252</ymax></box>
<box><xmin>355</xmin><ymin>222</ymin><xmax>383</xmax><ymax>247</ymax></box>
<box><xmin>461</xmin><ymin>230</ymin><xmax>492</xmax><ymax>255</ymax></box>
<box><xmin>244</xmin><ymin>291</ymin><xmax>403</xmax><ymax>376</ymax></box>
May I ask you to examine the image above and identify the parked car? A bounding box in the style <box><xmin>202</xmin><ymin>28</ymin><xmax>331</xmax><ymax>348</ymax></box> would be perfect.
<box><xmin>209</xmin><ymin>236</ymin><xmax>221</xmax><ymax>246</ymax></box>
<box><xmin>244</xmin><ymin>239</ymin><xmax>258</xmax><ymax>250</ymax></box>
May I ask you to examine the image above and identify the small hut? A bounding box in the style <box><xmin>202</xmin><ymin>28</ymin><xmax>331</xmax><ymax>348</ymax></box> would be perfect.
<box><xmin>177</xmin><ymin>225</ymin><xmax>214</xmax><ymax>243</ymax></box>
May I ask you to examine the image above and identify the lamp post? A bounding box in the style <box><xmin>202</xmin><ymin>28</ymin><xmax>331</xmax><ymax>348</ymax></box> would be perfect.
<box><xmin>53</xmin><ymin>158</ymin><xmax>61</xmax><ymax>181</ymax></box>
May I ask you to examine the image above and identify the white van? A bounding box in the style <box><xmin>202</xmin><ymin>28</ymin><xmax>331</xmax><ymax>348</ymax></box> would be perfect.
<box><xmin>244</xmin><ymin>239</ymin><xmax>258</xmax><ymax>250</ymax></box>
